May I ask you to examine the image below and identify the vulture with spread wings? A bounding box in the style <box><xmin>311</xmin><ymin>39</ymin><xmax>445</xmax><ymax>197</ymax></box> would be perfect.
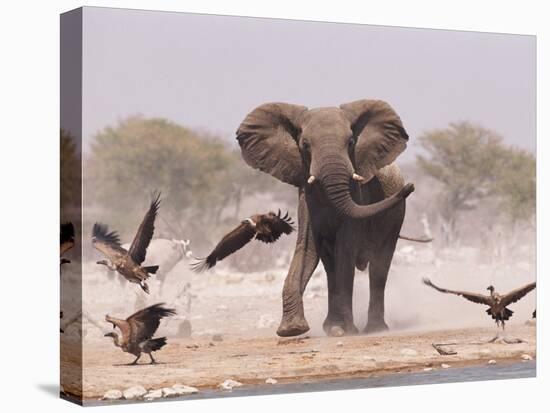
<box><xmin>104</xmin><ymin>303</ymin><xmax>176</xmax><ymax>365</ymax></box>
<box><xmin>422</xmin><ymin>278</ymin><xmax>536</xmax><ymax>330</ymax></box>
<box><xmin>60</xmin><ymin>222</ymin><xmax>75</xmax><ymax>265</ymax></box>
<box><xmin>93</xmin><ymin>192</ymin><xmax>161</xmax><ymax>293</ymax></box>
<box><xmin>192</xmin><ymin>210</ymin><xmax>295</xmax><ymax>272</ymax></box>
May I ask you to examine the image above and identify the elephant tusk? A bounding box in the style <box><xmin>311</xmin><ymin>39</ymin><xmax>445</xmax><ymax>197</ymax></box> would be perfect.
<box><xmin>307</xmin><ymin>175</ymin><xmax>316</xmax><ymax>184</ymax></box>
<box><xmin>352</xmin><ymin>173</ymin><xmax>366</xmax><ymax>182</ymax></box>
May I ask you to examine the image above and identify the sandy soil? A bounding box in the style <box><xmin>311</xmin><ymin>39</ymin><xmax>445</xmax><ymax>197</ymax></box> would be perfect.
<box><xmin>60</xmin><ymin>239</ymin><xmax>536</xmax><ymax>402</ymax></box>
<box><xmin>62</xmin><ymin>323</ymin><xmax>536</xmax><ymax>401</ymax></box>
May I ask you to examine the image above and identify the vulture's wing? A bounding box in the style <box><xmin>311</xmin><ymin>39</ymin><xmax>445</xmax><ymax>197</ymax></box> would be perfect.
<box><xmin>191</xmin><ymin>221</ymin><xmax>256</xmax><ymax>272</ymax></box>
<box><xmin>422</xmin><ymin>278</ymin><xmax>492</xmax><ymax>305</ymax></box>
<box><xmin>92</xmin><ymin>223</ymin><xmax>127</xmax><ymax>260</ymax></box>
<box><xmin>60</xmin><ymin>222</ymin><xmax>75</xmax><ymax>255</ymax></box>
<box><xmin>128</xmin><ymin>192</ymin><xmax>161</xmax><ymax>265</ymax></box>
<box><xmin>255</xmin><ymin>210</ymin><xmax>295</xmax><ymax>243</ymax></box>
<box><xmin>500</xmin><ymin>281</ymin><xmax>536</xmax><ymax>307</ymax></box>
<box><xmin>127</xmin><ymin>303</ymin><xmax>176</xmax><ymax>343</ymax></box>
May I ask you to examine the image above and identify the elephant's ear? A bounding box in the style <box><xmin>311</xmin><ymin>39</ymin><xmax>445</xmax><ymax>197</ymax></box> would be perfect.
<box><xmin>237</xmin><ymin>102</ymin><xmax>307</xmax><ymax>187</ymax></box>
<box><xmin>340</xmin><ymin>100</ymin><xmax>408</xmax><ymax>182</ymax></box>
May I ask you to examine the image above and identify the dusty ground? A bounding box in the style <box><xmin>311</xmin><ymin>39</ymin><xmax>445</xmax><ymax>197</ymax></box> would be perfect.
<box><xmin>60</xmin><ymin>240</ymin><xmax>537</xmax><ymax>401</ymax></box>
<box><xmin>61</xmin><ymin>323</ymin><xmax>536</xmax><ymax>401</ymax></box>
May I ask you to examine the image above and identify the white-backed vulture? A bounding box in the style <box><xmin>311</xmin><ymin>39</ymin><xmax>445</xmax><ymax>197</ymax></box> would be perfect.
<box><xmin>191</xmin><ymin>210</ymin><xmax>295</xmax><ymax>272</ymax></box>
<box><xmin>93</xmin><ymin>192</ymin><xmax>161</xmax><ymax>293</ymax></box>
<box><xmin>104</xmin><ymin>303</ymin><xmax>176</xmax><ymax>365</ymax></box>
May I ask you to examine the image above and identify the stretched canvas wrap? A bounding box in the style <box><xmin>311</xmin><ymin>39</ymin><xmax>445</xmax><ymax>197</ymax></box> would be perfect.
<box><xmin>60</xmin><ymin>6</ymin><xmax>537</xmax><ymax>406</ymax></box>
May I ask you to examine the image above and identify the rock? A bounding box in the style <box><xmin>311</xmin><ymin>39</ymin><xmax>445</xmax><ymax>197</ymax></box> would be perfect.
<box><xmin>488</xmin><ymin>359</ymin><xmax>497</xmax><ymax>365</ymax></box>
<box><xmin>257</xmin><ymin>314</ymin><xmax>277</xmax><ymax>329</ymax></box>
<box><xmin>400</xmin><ymin>348</ymin><xmax>418</xmax><ymax>356</ymax></box>
<box><xmin>336</xmin><ymin>341</ymin><xmax>344</xmax><ymax>347</ymax></box>
<box><xmin>144</xmin><ymin>389</ymin><xmax>163</xmax><ymax>400</ymax></box>
<box><xmin>212</xmin><ymin>334</ymin><xmax>223</xmax><ymax>342</ymax></box>
<box><xmin>423</xmin><ymin>367</ymin><xmax>433</xmax><ymax>372</ymax></box>
<box><xmin>177</xmin><ymin>320</ymin><xmax>192</xmax><ymax>338</ymax></box>
<box><xmin>172</xmin><ymin>384</ymin><xmax>199</xmax><ymax>395</ymax></box>
<box><xmin>162</xmin><ymin>387</ymin><xmax>178</xmax><ymax>397</ymax></box>
<box><xmin>521</xmin><ymin>354</ymin><xmax>533</xmax><ymax>361</ymax></box>
<box><xmin>122</xmin><ymin>385</ymin><xmax>147</xmax><ymax>400</ymax></box>
<box><xmin>218</xmin><ymin>379</ymin><xmax>243</xmax><ymax>391</ymax></box>
<box><xmin>265</xmin><ymin>378</ymin><xmax>278</xmax><ymax>384</ymax></box>
<box><xmin>102</xmin><ymin>389</ymin><xmax>123</xmax><ymax>400</ymax></box>
<box><xmin>441</xmin><ymin>363</ymin><xmax>450</xmax><ymax>369</ymax></box>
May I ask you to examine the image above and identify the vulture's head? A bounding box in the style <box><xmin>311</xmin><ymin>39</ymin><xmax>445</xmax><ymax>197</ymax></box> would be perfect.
<box><xmin>487</xmin><ymin>285</ymin><xmax>495</xmax><ymax>293</ymax></box>
<box><xmin>105</xmin><ymin>315</ymin><xmax>117</xmax><ymax>329</ymax></box>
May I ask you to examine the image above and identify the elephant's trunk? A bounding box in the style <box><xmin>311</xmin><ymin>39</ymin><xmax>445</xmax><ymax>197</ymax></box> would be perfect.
<box><xmin>318</xmin><ymin>157</ymin><xmax>409</xmax><ymax>220</ymax></box>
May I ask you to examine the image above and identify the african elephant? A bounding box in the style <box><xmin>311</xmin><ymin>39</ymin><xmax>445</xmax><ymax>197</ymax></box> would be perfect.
<box><xmin>236</xmin><ymin>100</ymin><xmax>414</xmax><ymax>337</ymax></box>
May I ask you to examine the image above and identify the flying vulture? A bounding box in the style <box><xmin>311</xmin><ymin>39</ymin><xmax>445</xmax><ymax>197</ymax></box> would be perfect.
<box><xmin>93</xmin><ymin>192</ymin><xmax>161</xmax><ymax>293</ymax></box>
<box><xmin>104</xmin><ymin>303</ymin><xmax>176</xmax><ymax>365</ymax></box>
<box><xmin>191</xmin><ymin>210</ymin><xmax>295</xmax><ymax>272</ymax></box>
<box><xmin>60</xmin><ymin>222</ymin><xmax>75</xmax><ymax>265</ymax></box>
<box><xmin>423</xmin><ymin>278</ymin><xmax>536</xmax><ymax>342</ymax></box>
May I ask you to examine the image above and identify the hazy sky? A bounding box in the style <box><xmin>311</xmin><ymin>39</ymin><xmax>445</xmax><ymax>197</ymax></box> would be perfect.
<box><xmin>82</xmin><ymin>7</ymin><xmax>536</xmax><ymax>160</ymax></box>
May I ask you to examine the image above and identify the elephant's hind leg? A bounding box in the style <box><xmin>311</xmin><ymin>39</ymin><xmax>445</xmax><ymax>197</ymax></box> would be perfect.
<box><xmin>364</xmin><ymin>255</ymin><xmax>392</xmax><ymax>334</ymax></box>
<box><xmin>277</xmin><ymin>192</ymin><xmax>319</xmax><ymax>337</ymax></box>
<box><xmin>322</xmin><ymin>228</ymin><xmax>359</xmax><ymax>337</ymax></box>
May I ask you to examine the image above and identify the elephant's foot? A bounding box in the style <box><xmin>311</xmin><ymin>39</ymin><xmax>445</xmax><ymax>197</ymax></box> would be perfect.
<box><xmin>364</xmin><ymin>319</ymin><xmax>389</xmax><ymax>335</ymax></box>
<box><xmin>277</xmin><ymin>315</ymin><xmax>310</xmax><ymax>337</ymax></box>
<box><xmin>323</xmin><ymin>317</ymin><xmax>358</xmax><ymax>337</ymax></box>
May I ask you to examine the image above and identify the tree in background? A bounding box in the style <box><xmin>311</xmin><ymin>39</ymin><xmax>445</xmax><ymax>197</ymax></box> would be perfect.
<box><xmin>60</xmin><ymin>128</ymin><xmax>81</xmax><ymax>210</ymax></box>
<box><xmin>85</xmin><ymin>116</ymin><xmax>291</xmax><ymax>249</ymax></box>
<box><xmin>416</xmin><ymin>122</ymin><xmax>535</xmax><ymax>245</ymax></box>
<box><xmin>493</xmin><ymin>148</ymin><xmax>536</xmax><ymax>223</ymax></box>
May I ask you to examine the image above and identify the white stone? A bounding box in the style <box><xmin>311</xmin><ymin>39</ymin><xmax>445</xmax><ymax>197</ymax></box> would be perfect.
<box><xmin>172</xmin><ymin>384</ymin><xmax>199</xmax><ymax>395</ymax></box>
<box><xmin>441</xmin><ymin>363</ymin><xmax>451</xmax><ymax>369</ymax></box>
<box><xmin>122</xmin><ymin>385</ymin><xmax>147</xmax><ymax>400</ymax></box>
<box><xmin>521</xmin><ymin>354</ymin><xmax>533</xmax><ymax>361</ymax></box>
<box><xmin>336</xmin><ymin>341</ymin><xmax>344</xmax><ymax>347</ymax></box>
<box><xmin>102</xmin><ymin>389</ymin><xmax>123</xmax><ymax>400</ymax></box>
<box><xmin>265</xmin><ymin>378</ymin><xmax>277</xmax><ymax>385</ymax></box>
<box><xmin>162</xmin><ymin>387</ymin><xmax>178</xmax><ymax>397</ymax></box>
<box><xmin>144</xmin><ymin>389</ymin><xmax>163</xmax><ymax>400</ymax></box>
<box><xmin>218</xmin><ymin>379</ymin><xmax>243</xmax><ymax>390</ymax></box>
<box><xmin>400</xmin><ymin>348</ymin><xmax>418</xmax><ymax>356</ymax></box>
<box><xmin>488</xmin><ymin>359</ymin><xmax>497</xmax><ymax>365</ymax></box>
<box><xmin>423</xmin><ymin>368</ymin><xmax>433</xmax><ymax>372</ymax></box>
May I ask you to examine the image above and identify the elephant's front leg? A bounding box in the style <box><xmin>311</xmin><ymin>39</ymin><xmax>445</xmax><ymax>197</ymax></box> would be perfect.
<box><xmin>277</xmin><ymin>191</ymin><xmax>319</xmax><ymax>337</ymax></box>
<box><xmin>322</xmin><ymin>227</ymin><xmax>359</xmax><ymax>336</ymax></box>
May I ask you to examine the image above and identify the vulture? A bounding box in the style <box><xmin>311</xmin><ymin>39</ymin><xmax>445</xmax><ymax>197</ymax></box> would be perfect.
<box><xmin>93</xmin><ymin>192</ymin><xmax>161</xmax><ymax>293</ymax></box>
<box><xmin>60</xmin><ymin>222</ymin><xmax>75</xmax><ymax>265</ymax></box>
<box><xmin>191</xmin><ymin>210</ymin><xmax>295</xmax><ymax>272</ymax></box>
<box><xmin>423</xmin><ymin>278</ymin><xmax>536</xmax><ymax>342</ymax></box>
<box><xmin>104</xmin><ymin>303</ymin><xmax>176</xmax><ymax>365</ymax></box>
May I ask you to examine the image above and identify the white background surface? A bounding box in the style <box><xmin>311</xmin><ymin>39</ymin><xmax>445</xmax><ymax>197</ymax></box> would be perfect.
<box><xmin>0</xmin><ymin>1</ymin><xmax>547</xmax><ymax>412</ymax></box>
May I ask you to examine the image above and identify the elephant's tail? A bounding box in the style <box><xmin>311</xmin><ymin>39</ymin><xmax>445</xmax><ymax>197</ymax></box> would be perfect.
<box><xmin>398</xmin><ymin>234</ymin><xmax>433</xmax><ymax>243</ymax></box>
